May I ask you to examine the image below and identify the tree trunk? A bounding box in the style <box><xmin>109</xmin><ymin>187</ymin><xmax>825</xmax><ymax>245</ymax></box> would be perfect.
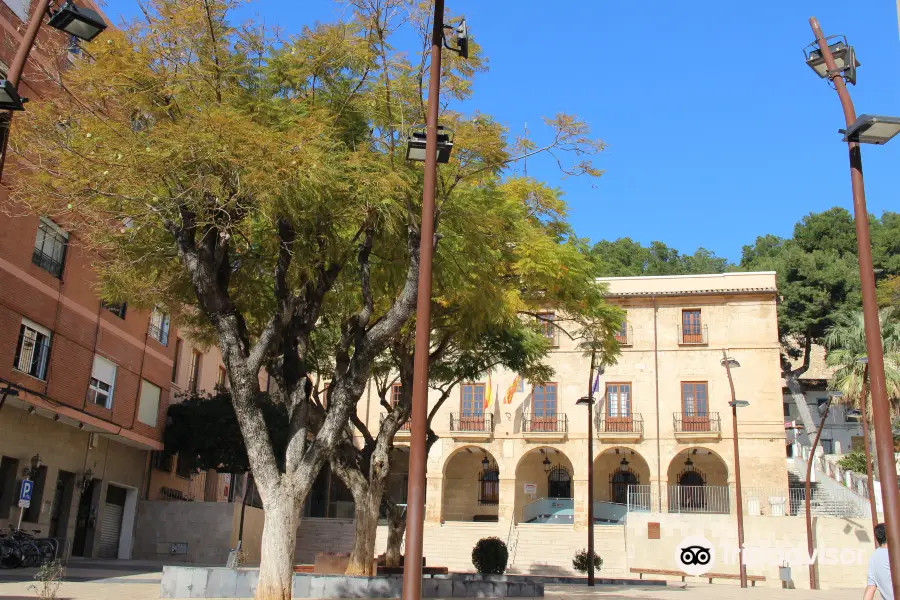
<box><xmin>785</xmin><ymin>372</ymin><xmax>817</xmax><ymax>439</ymax></box>
<box><xmin>384</xmin><ymin>502</ymin><xmax>406</xmax><ymax>567</ymax></box>
<box><xmin>256</xmin><ymin>489</ymin><xmax>300</xmax><ymax>600</ymax></box>
<box><xmin>346</xmin><ymin>486</ymin><xmax>383</xmax><ymax>575</ymax></box>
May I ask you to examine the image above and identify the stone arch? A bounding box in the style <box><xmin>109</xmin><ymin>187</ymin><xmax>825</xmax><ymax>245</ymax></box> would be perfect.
<box><xmin>666</xmin><ymin>447</ymin><xmax>730</xmax><ymax>513</ymax></box>
<box><xmin>513</xmin><ymin>446</ymin><xmax>576</xmax><ymax>523</ymax></box>
<box><xmin>441</xmin><ymin>445</ymin><xmax>501</xmax><ymax>522</ymax></box>
<box><xmin>593</xmin><ymin>446</ymin><xmax>652</xmax><ymax>507</ymax></box>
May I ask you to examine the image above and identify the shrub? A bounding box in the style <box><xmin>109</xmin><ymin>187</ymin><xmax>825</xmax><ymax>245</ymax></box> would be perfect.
<box><xmin>838</xmin><ymin>450</ymin><xmax>868</xmax><ymax>474</ymax></box>
<box><xmin>30</xmin><ymin>560</ymin><xmax>64</xmax><ymax>600</ymax></box>
<box><xmin>572</xmin><ymin>549</ymin><xmax>603</xmax><ymax>574</ymax></box>
<box><xmin>471</xmin><ymin>537</ymin><xmax>508</xmax><ymax>574</ymax></box>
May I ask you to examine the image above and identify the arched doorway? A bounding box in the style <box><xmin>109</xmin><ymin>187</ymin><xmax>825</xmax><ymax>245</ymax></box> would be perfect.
<box><xmin>667</xmin><ymin>448</ymin><xmax>729</xmax><ymax>514</ymax></box>
<box><xmin>514</xmin><ymin>447</ymin><xmax>575</xmax><ymax>523</ymax></box>
<box><xmin>441</xmin><ymin>446</ymin><xmax>501</xmax><ymax>522</ymax></box>
<box><xmin>610</xmin><ymin>468</ymin><xmax>639</xmax><ymax>505</ymax></box>
<box><xmin>548</xmin><ymin>464</ymin><xmax>571</xmax><ymax>498</ymax></box>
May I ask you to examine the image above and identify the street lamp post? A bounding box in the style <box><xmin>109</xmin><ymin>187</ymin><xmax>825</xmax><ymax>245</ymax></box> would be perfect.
<box><xmin>576</xmin><ymin>348</ymin><xmax>597</xmax><ymax>586</ymax></box>
<box><xmin>721</xmin><ymin>351</ymin><xmax>747</xmax><ymax>589</ymax></box>
<box><xmin>806</xmin><ymin>18</ymin><xmax>900</xmax><ymax>600</ymax></box>
<box><xmin>0</xmin><ymin>0</ymin><xmax>107</xmax><ymax>181</ymax></box>
<box><xmin>401</xmin><ymin>4</ymin><xmax>467</xmax><ymax>600</ymax></box>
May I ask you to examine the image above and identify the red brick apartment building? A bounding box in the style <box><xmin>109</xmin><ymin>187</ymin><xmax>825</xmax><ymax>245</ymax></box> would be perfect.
<box><xmin>0</xmin><ymin>0</ymin><xmax>229</xmax><ymax>559</ymax></box>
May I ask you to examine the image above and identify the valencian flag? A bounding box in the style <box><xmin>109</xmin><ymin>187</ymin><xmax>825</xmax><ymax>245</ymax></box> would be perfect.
<box><xmin>504</xmin><ymin>374</ymin><xmax>521</xmax><ymax>404</ymax></box>
<box><xmin>484</xmin><ymin>372</ymin><xmax>494</xmax><ymax>410</ymax></box>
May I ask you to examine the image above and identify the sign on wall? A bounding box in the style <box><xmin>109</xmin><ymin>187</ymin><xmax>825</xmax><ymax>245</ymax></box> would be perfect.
<box><xmin>524</xmin><ymin>483</ymin><xmax>536</xmax><ymax>495</ymax></box>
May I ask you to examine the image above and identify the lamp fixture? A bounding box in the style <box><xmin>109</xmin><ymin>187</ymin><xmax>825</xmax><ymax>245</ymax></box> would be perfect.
<box><xmin>27</xmin><ymin>405</ymin><xmax>36</xmax><ymax>415</ymax></box>
<box><xmin>542</xmin><ymin>456</ymin><xmax>551</xmax><ymax>474</ymax></box>
<box><xmin>804</xmin><ymin>36</ymin><xmax>859</xmax><ymax>85</ymax></box>
<box><xmin>0</xmin><ymin>80</ymin><xmax>27</xmax><ymax>111</ymax></box>
<box><xmin>481</xmin><ymin>455</ymin><xmax>490</xmax><ymax>470</ymax></box>
<box><xmin>576</xmin><ymin>395</ymin><xmax>592</xmax><ymax>406</ymax></box>
<box><xmin>23</xmin><ymin>454</ymin><xmax>43</xmax><ymax>478</ymax></box>
<box><xmin>729</xmin><ymin>400</ymin><xmax>750</xmax><ymax>408</ymax></box>
<box><xmin>442</xmin><ymin>18</ymin><xmax>468</xmax><ymax>59</ymax></box>
<box><xmin>684</xmin><ymin>456</ymin><xmax>695</xmax><ymax>471</ymax></box>
<box><xmin>840</xmin><ymin>115</ymin><xmax>900</xmax><ymax>145</ymax></box>
<box><xmin>47</xmin><ymin>1</ymin><xmax>108</xmax><ymax>42</ymax></box>
<box><xmin>721</xmin><ymin>357</ymin><xmax>741</xmax><ymax>368</ymax></box>
<box><xmin>620</xmin><ymin>456</ymin><xmax>629</xmax><ymax>468</ymax></box>
<box><xmin>405</xmin><ymin>125</ymin><xmax>454</xmax><ymax>163</ymax></box>
<box><xmin>78</xmin><ymin>468</ymin><xmax>93</xmax><ymax>494</ymax></box>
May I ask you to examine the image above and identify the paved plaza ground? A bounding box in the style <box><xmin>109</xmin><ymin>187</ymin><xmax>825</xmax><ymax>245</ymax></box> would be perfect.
<box><xmin>0</xmin><ymin>560</ymin><xmax>862</xmax><ymax>600</ymax></box>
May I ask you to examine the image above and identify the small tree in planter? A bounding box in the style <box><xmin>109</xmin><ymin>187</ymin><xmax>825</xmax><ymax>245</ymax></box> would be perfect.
<box><xmin>472</xmin><ymin>537</ymin><xmax>509</xmax><ymax>575</ymax></box>
<box><xmin>572</xmin><ymin>549</ymin><xmax>603</xmax><ymax>574</ymax></box>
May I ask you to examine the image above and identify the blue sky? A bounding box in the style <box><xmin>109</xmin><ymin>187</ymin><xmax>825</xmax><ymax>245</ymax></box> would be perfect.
<box><xmin>104</xmin><ymin>1</ymin><xmax>900</xmax><ymax>262</ymax></box>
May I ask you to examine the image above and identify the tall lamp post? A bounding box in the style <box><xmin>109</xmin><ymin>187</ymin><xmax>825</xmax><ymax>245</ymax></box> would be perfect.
<box><xmin>721</xmin><ymin>351</ymin><xmax>747</xmax><ymax>588</ymax></box>
<box><xmin>401</xmin><ymin>5</ymin><xmax>467</xmax><ymax>600</ymax></box>
<box><xmin>805</xmin><ymin>18</ymin><xmax>900</xmax><ymax>600</ymax></box>
<box><xmin>575</xmin><ymin>348</ymin><xmax>598</xmax><ymax>586</ymax></box>
<box><xmin>0</xmin><ymin>0</ymin><xmax>107</xmax><ymax>181</ymax></box>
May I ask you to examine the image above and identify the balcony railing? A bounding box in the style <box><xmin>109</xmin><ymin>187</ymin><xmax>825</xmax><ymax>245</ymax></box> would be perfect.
<box><xmin>673</xmin><ymin>412</ymin><xmax>721</xmax><ymax>433</ymax></box>
<box><xmin>32</xmin><ymin>247</ymin><xmax>64</xmax><ymax>278</ymax></box>
<box><xmin>599</xmin><ymin>413</ymin><xmax>643</xmax><ymax>434</ymax></box>
<box><xmin>677</xmin><ymin>324</ymin><xmax>708</xmax><ymax>345</ymax></box>
<box><xmin>449</xmin><ymin>413</ymin><xmax>493</xmax><ymax>433</ymax></box>
<box><xmin>522</xmin><ymin>412</ymin><xmax>568</xmax><ymax>434</ymax></box>
<box><xmin>380</xmin><ymin>413</ymin><xmax>412</xmax><ymax>432</ymax></box>
<box><xmin>615</xmin><ymin>325</ymin><xmax>633</xmax><ymax>346</ymax></box>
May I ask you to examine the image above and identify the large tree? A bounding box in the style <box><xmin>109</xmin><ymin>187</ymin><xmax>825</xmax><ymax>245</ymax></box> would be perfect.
<box><xmin>739</xmin><ymin>208</ymin><xmax>900</xmax><ymax>436</ymax></box>
<box><xmin>5</xmin><ymin>1</ymin><xmax>605</xmax><ymax>597</ymax></box>
<box><xmin>589</xmin><ymin>238</ymin><xmax>729</xmax><ymax>276</ymax></box>
<box><xmin>825</xmin><ymin>308</ymin><xmax>900</xmax><ymax>478</ymax></box>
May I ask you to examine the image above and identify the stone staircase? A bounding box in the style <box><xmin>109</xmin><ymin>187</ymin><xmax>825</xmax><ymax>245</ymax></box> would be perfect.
<box><xmin>787</xmin><ymin>462</ymin><xmax>862</xmax><ymax>516</ymax></box>
<box><xmin>506</xmin><ymin>523</ymin><xmax>627</xmax><ymax>577</ymax></box>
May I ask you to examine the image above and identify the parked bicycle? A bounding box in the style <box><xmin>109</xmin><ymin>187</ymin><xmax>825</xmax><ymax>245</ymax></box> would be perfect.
<box><xmin>0</xmin><ymin>527</ymin><xmax>57</xmax><ymax>568</ymax></box>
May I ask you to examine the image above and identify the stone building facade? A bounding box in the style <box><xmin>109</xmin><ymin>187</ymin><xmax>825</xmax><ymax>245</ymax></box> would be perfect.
<box><xmin>355</xmin><ymin>272</ymin><xmax>789</xmax><ymax>528</ymax></box>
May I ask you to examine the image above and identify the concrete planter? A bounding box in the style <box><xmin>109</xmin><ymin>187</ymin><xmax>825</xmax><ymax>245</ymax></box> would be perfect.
<box><xmin>160</xmin><ymin>566</ymin><xmax>546</xmax><ymax>598</ymax></box>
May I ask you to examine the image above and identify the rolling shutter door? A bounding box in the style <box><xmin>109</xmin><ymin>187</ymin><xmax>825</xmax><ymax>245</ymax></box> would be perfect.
<box><xmin>98</xmin><ymin>503</ymin><xmax>123</xmax><ymax>558</ymax></box>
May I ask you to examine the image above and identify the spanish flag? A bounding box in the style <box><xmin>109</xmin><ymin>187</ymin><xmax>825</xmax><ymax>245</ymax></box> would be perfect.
<box><xmin>484</xmin><ymin>372</ymin><xmax>494</xmax><ymax>410</ymax></box>
<box><xmin>503</xmin><ymin>375</ymin><xmax>521</xmax><ymax>404</ymax></box>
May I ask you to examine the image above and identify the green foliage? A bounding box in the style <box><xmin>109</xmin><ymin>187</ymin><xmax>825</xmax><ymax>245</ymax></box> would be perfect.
<box><xmin>164</xmin><ymin>392</ymin><xmax>289</xmax><ymax>473</ymax></box>
<box><xmin>824</xmin><ymin>308</ymin><xmax>900</xmax><ymax>409</ymax></box>
<box><xmin>572</xmin><ymin>549</ymin><xmax>603</xmax><ymax>574</ymax></box>
<box><xmin>838</xmin><ymin>450</ymin><xmax>868</xmax><ymax>474</ymax></box>
<box><xmin>471</xmin><ymin>537</ymin><xmax>508</xmax><ymax>575</ymax></box>
<box><xmin>590</xmin><ymin>238</ymin><xmax>728</xmax><ymax>277</ymax></box>
<box><xmin>741</xmin><ymin>209</ymin><xmax>900</xmax><ymax>358</ymax></box>
<box><xmin>879</xmin><ymin>276</ymin><xmax>900</xmax><ymax>309</ymax></box>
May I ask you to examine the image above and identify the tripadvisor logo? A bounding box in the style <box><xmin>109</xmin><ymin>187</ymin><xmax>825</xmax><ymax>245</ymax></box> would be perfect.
<box><xmin>675</xmin><ymin>536</ymin><xmax>715</xmax><ymax>576</ymax></box>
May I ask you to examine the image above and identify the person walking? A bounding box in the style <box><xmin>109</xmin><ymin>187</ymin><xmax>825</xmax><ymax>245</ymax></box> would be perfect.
<box><xmin>866</xmin><ymin>523</ymin><xmax>893</xmax><ymax>600</ymax></box>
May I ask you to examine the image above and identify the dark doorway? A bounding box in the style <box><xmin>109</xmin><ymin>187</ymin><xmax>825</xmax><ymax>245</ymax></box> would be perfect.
<box><xmin>674</xmin><ymin>470</ymin><xmax>707</xmax><ymax>512</ymax></box>
<box><xmin>72</xmin><ymin>479</ymin><xmax>96</xmax><ymax>557</ymax></box>
<box><xmin>610</xmin><ymin>468</ymin><xmax>639</xmax><ymax>505</ymax></box>
<box><xmin>51</xmin><ymin>471</ymin><xmax>76</xmax><ymax>540</ymax></box>
<box><xmin>0</xmin><ymin>456</ymin><xmax>20</xmax><ymax>519</ymax></box>
<box><xmin>547</xmin><ymin>465</ymin><xmax>571</xmax><ymax>498</ymax></box>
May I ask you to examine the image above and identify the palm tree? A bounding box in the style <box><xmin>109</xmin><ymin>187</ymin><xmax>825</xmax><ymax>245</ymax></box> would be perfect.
<box><xmin>825</xmin><ymin>308</ymin><xmax>900</xmax><ymax>479</ymax></box>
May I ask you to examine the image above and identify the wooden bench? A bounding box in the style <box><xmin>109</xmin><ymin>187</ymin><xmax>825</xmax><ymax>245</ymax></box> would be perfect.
<box><xmin>630</xmin><ymin>568</ymin><xmax>766</xmax><ymax>587</ymax></box>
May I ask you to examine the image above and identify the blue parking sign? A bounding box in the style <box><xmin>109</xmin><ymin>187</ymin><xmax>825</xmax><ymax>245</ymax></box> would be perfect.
<box><xmin>18</xmin><ymin>479</ymin><xmax>33</xmax><ymax>509</ymax></box>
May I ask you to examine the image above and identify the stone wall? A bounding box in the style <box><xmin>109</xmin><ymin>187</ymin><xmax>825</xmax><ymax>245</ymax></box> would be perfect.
<box><xmin>133</xmin><ymin>501</ymin><xmax>238</xmax><ymax>565</ymax></box>
<box><xmin>626</xmin><ymin>512</ymin><xmax>872</xmax><ymax>590</ymax></box>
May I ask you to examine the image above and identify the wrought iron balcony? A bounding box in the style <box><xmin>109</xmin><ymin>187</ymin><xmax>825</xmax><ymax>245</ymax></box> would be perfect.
<box><xmin>673</xmin><ymin>412</ymin><xmax>721</xmax><ymax>439</ymax></box>
<box><xmin>522</xmin><ymin>412</ymin><xmax>568</xmax><ymax>438</ymax></box>
<box><xmin>598</xmin><ymin>413</ymin><xmax>643</xmax><ymax>441</ymax></box>
<box><xmin>677</xmin><ymin>325</ymin><xmax>708</xmax><ymax>345</ymax></box>
<box><xmin>615</xmin><ymin>325</ymin><xmax>633</xmax><ymax>346</ymax></box>
<box><xmin>449</xmin><ymin>412</ymin><xmax>493</xmax><ymax>435</ymax></box>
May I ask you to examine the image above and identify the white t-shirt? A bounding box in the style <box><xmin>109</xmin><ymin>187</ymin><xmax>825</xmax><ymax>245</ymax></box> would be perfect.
<box><xmin>868</xmin><ymin>547</ymin><xmax>893</xmax><ymax>600</ymax></box>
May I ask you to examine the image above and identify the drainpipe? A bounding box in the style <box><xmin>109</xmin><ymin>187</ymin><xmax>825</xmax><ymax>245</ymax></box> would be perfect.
<box><xmin>653</xmin><ymin>295</ymin><xmax>662</xmax><ymax>512</ymax></box>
